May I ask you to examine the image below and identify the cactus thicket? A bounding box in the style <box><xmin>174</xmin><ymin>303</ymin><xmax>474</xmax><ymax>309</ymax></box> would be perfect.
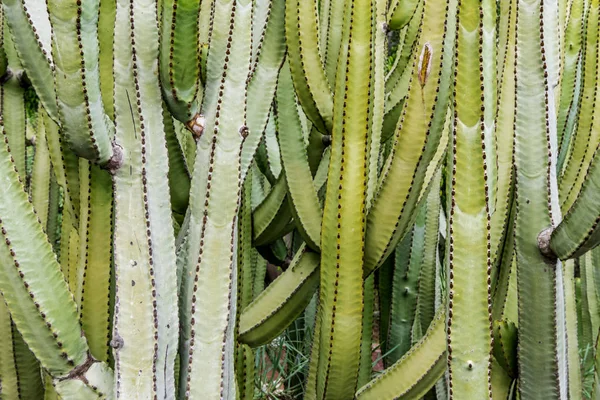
<box><xmin>1</xmin><ymin>0</ymin><xmax>600</xmax><ymax>399</ymax></box>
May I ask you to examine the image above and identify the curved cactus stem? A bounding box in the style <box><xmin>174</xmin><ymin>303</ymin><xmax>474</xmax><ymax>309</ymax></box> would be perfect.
<box><xmin>47</xmin><ymin>0</ymin><xmax>115</xmax><ymax>165</ymax></box>
<box><xmin>284</xmin><ymin>0</ymin><xmax>333</xmax><ymax>134</ymax></box>
<box><xmin>240</xmin><ymin>0</ymin><xmax>286</xmax><ymax>180</ymax></box>
<box><xmin>385</xmin><ymin>3</ymin><xmax>422</xmax><ymax>103</ymax></box>
<box><xmin>0</xmin><ymin>299</ymin><xmax>19</xmax><ymax>399</ymax></box>
<box><xmin>238</xmin><ymin>247</ymin><xmax>320</xmax><ymax>347</ymax></box>
<box><xmin>276</xmin><ymin>62</ymin><xmax>323</xmax><ymax>252</ymax></box>
<box><xmin>383</xmin><ymin>1</ymin><xmax>423</xmax><ymax>142</ymax></box>
<box><xmin>387</xmin><ymin>0</ymin><xmax>420</xmax><ymax>31</ymax></box>
<box><xmin>558</xmin><ymin>0</ymin><xmax>599</xmax><ymax>211</ymax></box>
<box><xmin>556</xmin><ymin>0</ymin><xmax>584</xmax><ymax>149</ymax></box>
<box><xmin>0</xmin><ymin>124</ymin><xmax>88</xmax><ymax>376</ymax></box>
<box><xmin>364</xmin><ymin>0</ymin><xmax>455</xmax><ymax>274</ymax></box>
<box><xmin>112</xmin><ymin>0</ymin><xmax>179</xmax><ymax>396</ymax></box>
<box><xmin>492</xmin><ymin>320</ymin><xmax>518</xmax><ymax>379</ymax></box>
<box><xmin>356</xmin><ymin>309</ymin><xmax>446</xmax><ymax>400</ymax></box>
<box><xmin>3</xmin><ymin>0</ymin><xmax>59</xmax><ymax>123</ymax></box>
<box><xmin>252</xmin><ymin>173</ymin><xmax>294</xmax><ymax>246</ymax></box>
<box><xmin>0</xmin><ymin>300</ymin><xmax>45</xmax><ymax>399</ymax></box>
<box><xmin>159</xmin><ymin>0</ymin><xmax>202</xmax><ymax>123</ymax></box>
<box><xmin>551</xmin><ymin>144</ymin><xmax>600</xmax><ymax>259</ymax></box>
<box><xmin>54</xmin><ymin>361</ymin><xmax>115</xmax><ymax>400</ymax></box>
<box><xmin>514</xmin><ymin>0</ymin><xmax>569</xmax><ymax>397</ymax></box>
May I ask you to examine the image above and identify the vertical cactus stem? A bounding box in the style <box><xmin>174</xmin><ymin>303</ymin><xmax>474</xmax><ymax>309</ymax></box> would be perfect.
<box><xmin>76</xmin><ymin>161</ymin><xmax>113</xmax><ymax>363</ymax></box>
<box><xmin>312</xmin><ymin>0</ymin><xmax>372</xmax><ymax>397</ymax></box>
<box><xmin>178</xmin><ymin>0</ymin><xmax>252</xmax><ymax>398</ymax></box>
<box><xmin>447</xmin><ymin>0</ymin><xmax>493</xmax><ymax>398</ymax></box>
<box><xmin>514</xmin><ymin>0</ymin><xmax>568</xmax><ymax>397</ymax></box>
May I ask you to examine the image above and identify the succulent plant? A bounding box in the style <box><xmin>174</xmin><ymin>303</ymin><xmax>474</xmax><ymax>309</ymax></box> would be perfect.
<box><xmin>1</xmin><ymin>0</ymin><xmax>600</xmax><ymax>399</ymax></box>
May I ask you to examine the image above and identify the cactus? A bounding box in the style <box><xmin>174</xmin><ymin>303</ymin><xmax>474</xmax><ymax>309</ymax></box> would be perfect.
<box><xmin>3</xmin><ymin>0</ymin><xmax>600</xmax><ymax>399</ymax></box>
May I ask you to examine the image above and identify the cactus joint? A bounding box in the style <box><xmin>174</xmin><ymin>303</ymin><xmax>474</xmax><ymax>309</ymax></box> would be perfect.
<box><xmin>537</xmin><ymin>227</ymin><xmax>558</xmax><ymax>262</ymax></box>
<box><xmin>186</xmin><ymin>113</ymin><xmax>206</xmax><ymax>140</ymax></box>
<box><xmin>104</xmin><ymin>143</ymin><xmax>124</xmax><ymax>174</ymax></box>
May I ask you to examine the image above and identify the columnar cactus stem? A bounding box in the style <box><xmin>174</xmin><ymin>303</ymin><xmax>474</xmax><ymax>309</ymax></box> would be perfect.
<box><xmin>311</xmin><ymin>0</ymin><xmax>372</xmax><ymax>397</ymax></box>
<box><xmin>177</xmin><ymin>1</ymin><xmax>252</xmax><ymax>398</ymax></box>
<box><xmin>514</xmin><ymin>0</ymin><xmax>570</xmax><ymax>397</ymax></box>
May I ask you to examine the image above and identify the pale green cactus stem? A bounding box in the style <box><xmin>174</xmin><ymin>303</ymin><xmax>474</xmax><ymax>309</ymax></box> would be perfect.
<box><xmin>556</xmin><ymin>0</ymin><xmax>584</xmax><ymax>149</ymax></box>
<box><xmin>356</xmin><ymin>309</ymin><xmax>446</xmax><ymax>399</ymax></box>
<box><xmin>357</xmin><ymin>274</ymin><xmax>375</xmax><ymax>388</ymax></box>
<box><xmin>311</xmin><ymin>0</ymin><xmax>371</xmax><ymax>398</ymax></box>
<box><xmin>416</xmin><ymin>169</ymin><xmax>441</xmax><ymax>335</ymax></box>
<box><xmin>387</xmin><ymin>0</ymin><xmax>420</xmax><ymax>30</ymax></box>
<box><xmin>563</xmin><ymin>258</ymin><xmax>582</xmax><ymax>400</ymax></box>
<box><xmin>447</xmin><ymin>0</ymin><xmax>493</xmax><ymax>397</ymax></box>
<box><xmin>514</xmin><ymin>0</ymin><xmax>570</xmax><ymax>397</ymax></box>
<box><xmin>159</xmin><ymin>0</ymin><xmax>203</xmax><ymax>124</ymax></box>
<box><xmin>235</xmin><ymin>173</ymin><xmax>255</xmax><ymax>400</ymax></box>
<box><xmin>43</xmin><ymin>109</ymin><xmax>80</xmax><ymax>224</ymax></box>
<box><xmin>2</xmin><ymin>0</ymin><xmax>59</xmax><ymax>123</ymax></box>
<box><xmin>550</xmin><ymin>143</ymin><xmax>600</xmax><ymax>260</ymax></box>
<box><xmin>285</xmin><ymin>0</ymin><xmax>333</xmax><ymax>134</ymax></box>
<box><xmin>276</xmin><ymin>62</ymin><xmax>323</xmax><ymax>251</ymax></box>
<box><xmin>2</xmin><ymin>17</ymin><xmax>26</xmax><ymax>177</ymax></box>
<box><xmin>98</xmin><ymin>0</ymin><xmax>115</xmax><ymax>120</ymax></box>
<box><xmin>75</xmin><ymin>161</ymin><xmax>113</xmax><ymax>363</ymax></box>
<box><xmin>559</xmin><ymin>0</ymin><xmax>599</xmax><ymax>211</ymax></box>
<box><xmin>0</xmin><ymin>301</ymin><xmax>45</xmax><ymax>399</ymax></box>
<box><xmin>319</xmin><ymin>0</ymin><xmax>345</xmax><ymax>84</ymax></box>
<box><xmin>46</xmin><ymin>0</ymin><xmax>116</xmax><ymax>166</ymax></box>
<box><xmin>0</xmin><ymin>123</ymin><xmax>115</xmax><ymax>399</ymax></box>
<box><xmin>363</xmin><ymin>0</ymin><xmax>455</xmax><ymax>276</ymax></box>
<box><xmin>365</xmin><ymin>0</ymin><xmax>386</xmax><ymax>209</ymax></box>
<box><xmin>177</xmin><ymin>0</ymin><xmax>251</xmax><ymax>398</ymax></box>
<box><xmin>489</xmin><ymin>0</ymin><xmax>516</xmax><ymax>311</ymax></box>
<box><xmin>240</xmin><ymin>0</ymin><xmax>286</xmax><ymax>180</ymax></box>
<box><xmin>382</xmin><ymin>1</ymin><xmax>424</xmax><ymax>146</ymax></box>
<box><xmin>111</xmin><ymin>0</ymin><xmax>179</xmax><ymax>397</ymax></box>
<box><xmin>238</xmin><ymin>246</ymin><xmax>320</xmax><ymax>347</ymax></box>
